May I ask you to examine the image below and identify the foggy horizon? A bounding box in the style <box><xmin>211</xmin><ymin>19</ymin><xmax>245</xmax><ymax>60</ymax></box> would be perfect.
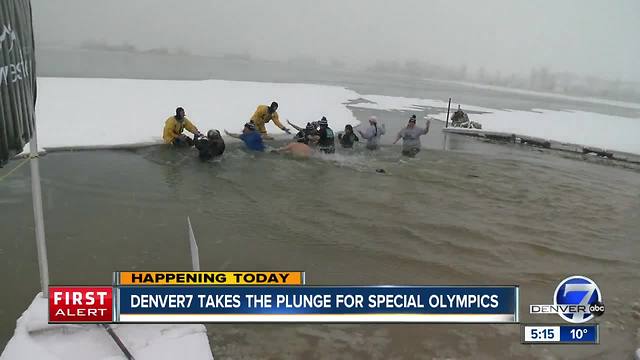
<box><xmin>31</xmin><ymin>0</ymin><xmax>640</xmax><ymax>82</ymax></box>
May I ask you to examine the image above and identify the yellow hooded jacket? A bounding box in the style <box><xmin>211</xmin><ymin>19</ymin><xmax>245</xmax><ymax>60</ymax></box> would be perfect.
<box><xmin>163</xmin><ymin>116</ymin><xmax>199</xmax><ymax>144</ymax></box>
<box><xmin>250</xmin><ymin>105</ymin><xmax>284</xmax><ymax>134</ymax></box>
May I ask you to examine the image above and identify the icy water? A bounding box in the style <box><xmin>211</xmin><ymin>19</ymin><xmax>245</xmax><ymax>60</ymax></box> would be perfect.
<box><xmin>1</xmin><ymin>118</ymin><xmax>639</xmax><ymax>358</ymax></box>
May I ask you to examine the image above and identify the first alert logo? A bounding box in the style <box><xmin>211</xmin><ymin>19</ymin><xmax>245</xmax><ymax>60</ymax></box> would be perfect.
<box><xmin>49</xmin><ymin>287</ymin><xmax>113</xmax><ymax>323</ymax></box>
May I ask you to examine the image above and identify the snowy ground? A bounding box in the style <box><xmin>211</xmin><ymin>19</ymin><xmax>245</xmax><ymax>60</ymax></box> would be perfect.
<box><xmin>29</xmin><ymin>77</ymin><xmax>361</xmax><ymax>152</ymax></box>
<box><xmin>350</xmin><ymin>94</ymin><xmax>640</xmax><ymax>154</ymax></box>
<box><xmin>0</xmin><ymin>294</ymin><xmax>213</xmax><ymax>360</ymax></box>
<box><xmin>23</xmin><ymin>77</ymin><xmax>640</xmax><ymax>155</ymax></box>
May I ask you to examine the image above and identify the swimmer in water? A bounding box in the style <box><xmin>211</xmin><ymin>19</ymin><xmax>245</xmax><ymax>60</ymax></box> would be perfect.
<box><xmin>271</xmin><ymin>131</ymin><xmax>313</xmax><ymax>159</ymax></box>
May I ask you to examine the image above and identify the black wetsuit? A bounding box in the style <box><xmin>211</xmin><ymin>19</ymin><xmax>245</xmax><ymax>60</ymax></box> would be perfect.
<box><xmin>173</xmin><ymin>135</ymin><xmax>195</xmax><ymax>147</ymax></box>
<box><xmin>295</xmin><ymin>130</ymin><xmax>310</xmax><ymax>144</ymax></box>
<box><xmin>317</xmin><ymin>126</ymin><xmax>335</xmax><ymax>154</ymax></box>
<box><xmin>338</xmin><ymin>132</ymin><xmax>359</xmax><ymax>148</ymax></box>
<box><xmin>195</xmin><ymin>137</ymin><xmax>225</xmax><ymax>160</ymax></box>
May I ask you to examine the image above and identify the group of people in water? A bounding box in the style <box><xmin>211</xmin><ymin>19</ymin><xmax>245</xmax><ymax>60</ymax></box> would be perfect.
<box><xmin>162</xmin><ymin>101</ymin><xmax>431</xmax><ymax>160</ymax></box>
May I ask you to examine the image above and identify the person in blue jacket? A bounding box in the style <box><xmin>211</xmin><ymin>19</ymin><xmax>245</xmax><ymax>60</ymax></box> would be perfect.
<box><xmin>225</xmin><ymin>122</ymin><xmax>265</xmax><ymax>152</ymax></box>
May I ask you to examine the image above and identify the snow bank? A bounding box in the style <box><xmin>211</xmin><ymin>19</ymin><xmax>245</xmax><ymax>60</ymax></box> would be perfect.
<box><xmin>30</xmin><ymin>77</ymin><xmax>360</xmax><ymax>151</ymax></box>
<box><xmin>25</xmin><ymin>77</ymin><xmax>640</xmax><ymax>155</ymax></box>
<box><xmin>350</xmin><ymin>94</ymin><xmax>640</xmax><ymax>154</ymax></box>
<box><xmin>1</xmin><ymin>293</ymin><xmax>213</xmax><ymax>360</ymax></box>
<box><xmin>474</xmin><ymin>108</ymin><xmax>640</xmax><ymax>154</ymax></box>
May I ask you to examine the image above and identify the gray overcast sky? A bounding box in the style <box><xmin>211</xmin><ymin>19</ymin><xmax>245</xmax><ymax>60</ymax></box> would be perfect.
<box><xmin>31</xmin><ymin>0</ymin><xmax>640</xmax><ymax>81</ymax></box>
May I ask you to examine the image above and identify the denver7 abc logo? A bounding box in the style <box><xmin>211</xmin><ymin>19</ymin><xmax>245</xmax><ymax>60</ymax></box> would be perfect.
<box><xmin>530</xmin><ymin>275</ymin><xmax>605</xmax><ymax>323</ymax></box>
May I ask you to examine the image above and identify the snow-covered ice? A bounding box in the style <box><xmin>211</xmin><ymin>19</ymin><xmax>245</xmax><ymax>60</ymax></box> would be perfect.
<box><xmin>473</xmin><ymin>108</ymin><xmax>640</xmax><ymax>154</ymax></box>
<box><xmin>29</xmin><ymin>77</ymin><xmax>361</xmax><ymax>152</ymax></box>
<box><xmin>0</xmin><ymin>293</ymin><xmax>213</xmax><ymax>360</ymax></box>
<box><xmin>348</xmin><ymin>94</ymin><xmax>492</xmax><ymax>113</ymax></box>
<box><xmin>21</xmin><ymin>77</ymin><xmax>640</xmax><ymax>155</ymax></box>
<box><xmin>350</xmin><ymin>94</ymin><xmax>640</xmax><ymax>154</ymax></box>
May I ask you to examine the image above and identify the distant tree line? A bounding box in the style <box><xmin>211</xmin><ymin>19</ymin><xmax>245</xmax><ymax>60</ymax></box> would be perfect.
<box><xmin>79</xmin><ymin>40</ymin><xmax>190</xmax><ymax>56</ymax></box>
<box><xmin>72</xmin><ymin>40</ymin><xmax>640</xmax><ymax>103</ymax></box>
<box><xmin>367</xmin><ymin>60</ymin><xmax>640</xmax><ymax>103</ymax></box>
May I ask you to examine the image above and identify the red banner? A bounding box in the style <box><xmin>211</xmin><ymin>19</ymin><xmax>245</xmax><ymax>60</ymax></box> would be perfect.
<box><xmin>49</xmin><ymin>286</ymin><xmax>113</xmax><ymax>323</ymax></box>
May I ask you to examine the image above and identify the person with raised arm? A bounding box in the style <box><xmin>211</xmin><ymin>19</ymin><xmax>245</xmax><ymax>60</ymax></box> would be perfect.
<box><xmin>249</xmin><ymin>101</ymin><xmax>291</xmax><ymax>139</ymax></box>
<box><xmin>393</xmin><ymin>114</ymin><xmax>430</xmax><ymax>157</ymax></box>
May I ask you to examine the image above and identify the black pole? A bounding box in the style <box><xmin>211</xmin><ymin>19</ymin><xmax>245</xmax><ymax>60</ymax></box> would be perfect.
<box><xmin>101</xmin><ymin>324</ymin><xmax>135</xmax><ymax>360</ymax></box>
<box><xmin>445</xmin><ymin>98</ymin><xmax>452</xmax><ymax>128</ymax></box>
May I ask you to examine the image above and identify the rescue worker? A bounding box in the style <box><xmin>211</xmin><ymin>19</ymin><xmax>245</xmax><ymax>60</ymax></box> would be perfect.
<box><xmin>195</xmin><ymin>129</ymin><xmax>225</xmax><ymax>160</ymax></box>
<box><xmin>249</xmin><ymin>101</ymin><xmax>291</xmax><ymax>139</ymax></box>
<box><xmin>338</xmin><ymin>124</ymin><xmax>359</xmax><ymax>148</ymax></box>
<box><xmin>357</xmin><ymin>116</ymin><xmax>385</xmax><ymax>150</ymax></box>
<box><xmin>225</xmin><ymin>123</ymin><xmax>265</xmax><ymax>152</ymax></box>
<box><xmin>393</xmin><ymin>115</ymin><xmax>430</xmax><ymax>157</ymax></box>
<box><xmin>163</xmin><ymin>107</ymin><xmax>202</xmax><ymax>146</ymax></box>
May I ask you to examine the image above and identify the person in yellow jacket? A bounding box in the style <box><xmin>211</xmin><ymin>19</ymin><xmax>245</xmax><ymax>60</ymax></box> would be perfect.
<box><xmin>249</xmin><ymin>102</ymin><xmax>291</xmax><ymax>139</ymax></box>
<box><xmin>163</xmin><ymin>107</ymin><xmax>202</xmax><ymax>146</ymax></box>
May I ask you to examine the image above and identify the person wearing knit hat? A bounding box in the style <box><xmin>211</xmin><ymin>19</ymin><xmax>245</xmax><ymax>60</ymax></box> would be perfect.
<box><xmin>357</xmin><ymin>116</ymin><xmax>386</xmax><ymax>150</ymax></box>
<box><xmin>316</xmin><ymin>116</ymin><xmax>335</xmax><ymax>154</ymax></box>
<box><xmin>286</xmin><ymin>120</ymin><xmax>319</xmax><ymax>145</ymax></box>
<box><xmin>394</xmin><ymin>115</ymin><xmax>431</xmax><ymax>157</ymax></box>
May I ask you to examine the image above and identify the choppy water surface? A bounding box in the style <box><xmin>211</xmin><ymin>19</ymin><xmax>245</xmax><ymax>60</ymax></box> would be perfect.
<box><xmin>1</xmin><ymin>122</ymin><xmax>639</xmax><ymax>358</ymax></box>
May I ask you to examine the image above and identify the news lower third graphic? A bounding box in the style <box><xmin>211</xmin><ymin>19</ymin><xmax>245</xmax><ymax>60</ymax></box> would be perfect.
<box><xmin>115</xmin><ymin>286</ymin><xmax>518</xmax><ymax>323</ymax></box>
<box><xmin>48</xmin><ymin>271</ymin><xmax>519</xmax><ymax>324</ymax></box>
<box><xmin>47</xmin><ymin>270</ymin><xmax>606</xmax><ymax>346</ymax></box>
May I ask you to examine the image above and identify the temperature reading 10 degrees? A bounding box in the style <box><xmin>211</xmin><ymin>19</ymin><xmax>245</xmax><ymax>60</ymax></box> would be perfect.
<box><xmin>570</xmin><ymin>328</ymin><xmax>588</xmax><ymax>340</ymax></box>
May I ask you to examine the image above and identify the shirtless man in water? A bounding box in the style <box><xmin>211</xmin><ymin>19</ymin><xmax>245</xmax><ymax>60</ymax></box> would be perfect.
<box><xmin>271</xmin><ymin>132</ymin><xmax>313</xmax><ymax>159</ymax></box>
